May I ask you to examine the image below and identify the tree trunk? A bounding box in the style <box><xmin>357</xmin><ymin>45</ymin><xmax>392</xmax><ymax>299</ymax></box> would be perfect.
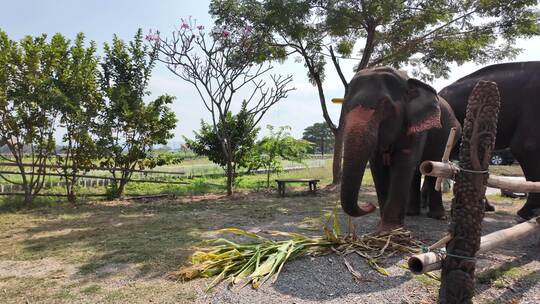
<box><xmin>23</xmin><ymin>187</ymin><xmax>33</xmax><ymax>206</ymax></box>
<box><xmin>439</xmin><ymin>81</ymin><xmax>500</xmax><ymax>303</ymax></box>
<box><xmin>332</xmin><ymin>127</ymin><xmax>344</xmax><ymax>185</ymax></box>
<box><xmin>66</xmin><ymin>180</ymin><xmax>77</xmax><ymax>204</ymax></box>
<box><xmin>226</xmin><ymin>160</ymin><xmax>234</xmax><ymax>195</ymax></box>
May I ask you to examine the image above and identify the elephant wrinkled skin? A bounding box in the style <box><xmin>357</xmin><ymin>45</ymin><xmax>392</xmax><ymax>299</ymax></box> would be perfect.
<box><xmin>340</xmin><ymin>67</ymin><xmax>461</xmax><ymax>232</ymax></box>
<box><xmin>439</xmin><ymin>61</ymin><xmax>540</xmax><ymax>221</ymax></box>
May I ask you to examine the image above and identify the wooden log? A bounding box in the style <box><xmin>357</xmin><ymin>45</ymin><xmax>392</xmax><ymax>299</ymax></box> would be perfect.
<box><xmin>435</xmin><ymin>128</ymin><xmax>458</xmax><ymax>191</ymax></box>
<box><xmin>421</xmin><ymin>161</ymin><xmax>540</xmax><ymax>193</ymax></box>
<box><xmin>486</xmin><ymin>176</ymin><xmax>540</xmax><ymax>193</ymax></box>
<box><xmin>408</xmin><ymin>217</ymin><xmax>540</xmax><ymax>274</ymax></box>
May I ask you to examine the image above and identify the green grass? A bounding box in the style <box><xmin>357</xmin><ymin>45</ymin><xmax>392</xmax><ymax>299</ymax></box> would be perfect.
<box><xmin>477</xmin><ymin>262</ymin><xmax>539</xmax><ymax>288</ymax></box>
<box><xmin>1</xmin><ymin>158</ymin><xmax>372</xmax><ymax>211</ymax></box>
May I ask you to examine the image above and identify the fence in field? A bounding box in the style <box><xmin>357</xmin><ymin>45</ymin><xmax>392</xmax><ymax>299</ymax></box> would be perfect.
<box><xmin>0</xmin><ymin>156</ymin><xmax>329</xmax><ymax>195</ymax></box>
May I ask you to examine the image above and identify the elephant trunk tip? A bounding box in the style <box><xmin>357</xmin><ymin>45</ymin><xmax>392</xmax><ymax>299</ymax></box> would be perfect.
<box><xmin>341</xmin><ymin>201</ymin><xmax>377</xmax><ymax>217</ymax></box>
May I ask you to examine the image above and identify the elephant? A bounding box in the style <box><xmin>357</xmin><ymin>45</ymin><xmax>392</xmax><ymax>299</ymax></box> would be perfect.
<box><xmin>438</xmin><ymin>61</ymin><xmax>540</xmax><ymax>221</ymax></box>
<box><xmin>339</xmin><ymin>66</ymin><xmax>461</xmax><ymax>232</ymax></box>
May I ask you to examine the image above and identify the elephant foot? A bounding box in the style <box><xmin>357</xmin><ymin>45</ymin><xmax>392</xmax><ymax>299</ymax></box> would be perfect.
<box><xmin>517</xmin><ymin>208</ymin><xmax>535</xmax><ymax>221</ymax></box>
<box><xmin>484</xmin><ymin>200</ymin><xmax>495</xmax><ymax>212</ymax></box>
<box><xmin>427</xmin><ymin>208</ymin><xmax>447</xmax><ymax>220</ymax></box>
<box><xmin>406</xmin><ymin>209</ymin><xmax>421</xmax><ymax>216</ymax></box>
<box><xmin>375</xmin><ymin>221</ymin><xmax>403</xmax><ymax>235</ymax></box>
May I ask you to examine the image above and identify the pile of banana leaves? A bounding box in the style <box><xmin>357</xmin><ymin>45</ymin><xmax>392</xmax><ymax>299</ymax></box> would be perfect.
<box><xmin>171</xmin><ymin>209</ymin><xmax>426</xmax><ymax>290</ymax></box>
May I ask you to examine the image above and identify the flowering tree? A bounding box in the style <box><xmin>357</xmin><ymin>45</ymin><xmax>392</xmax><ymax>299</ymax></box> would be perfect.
<box><xmin>151</xmin><ymin>18</ymin><xmax>294</xmax><ymax>195</ymax></box>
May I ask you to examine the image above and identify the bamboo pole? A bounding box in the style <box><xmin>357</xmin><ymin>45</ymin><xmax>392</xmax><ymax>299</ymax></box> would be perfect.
<box><xmin>408</xmin><ymin>217</ymin><xmax>540</xmax><ymax>274</ymax></box>
<box><xmin>435</xmin><ymin>127</ymin><xmax>457</xmax><ymax>191</ymax></box>
<box><xmin>420</xmin><ymin>161</ymin><xmax>540</xmax><ymax>193</ymax></box>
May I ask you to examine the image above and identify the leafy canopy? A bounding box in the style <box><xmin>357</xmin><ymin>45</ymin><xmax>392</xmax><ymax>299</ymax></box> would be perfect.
<box><xmin>185</xmin><ymin>104</ymin><xmax>259</xmax><ymax>169</ymax></box>
<box><xmin>302</xmin><ymin>122</ymin><xmax>335</xmax><ymax>154</ymax></box>
<box><xmin>210</xmin><ymin>0</ymin><xmax>540</xmax><ymax>81</ymax></box>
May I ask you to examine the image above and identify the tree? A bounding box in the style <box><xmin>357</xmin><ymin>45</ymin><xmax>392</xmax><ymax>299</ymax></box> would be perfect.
<box><xmin>54</xmin><ymin>33</ymin><xmax>101</xmax><ymax>203</ymax></box>
<box><xmin>153</xmin><ymin>18</ymin><xmax>294</xmax><ymax>195</ymax></box>
<box><xmin>185</xmin><ymin>104</ymin><xmax>259</xmax><ymax>187</ymax></box>
<box><xmin>302</xmin><ymin>122</ymin><xmax>335</xmax><ymax>155</ymax></box>
<box><xmin>0</xmin><ymin>31</ymin><xmax>65</xmax><ymax>205</ymax></box>
<box><xmin>246</xmin><ymin>125</ymin><xmax>312</xmax><ymax>188</ymax></box>
<box><xmin>97</xmin><ymin>29</ymin><xmax>177</xmax><ymax>199</ymax></box>
<box><xmin>210</xmin><ymin>0</ymin><xmax>540</xmax><ymax>185</ymax></box>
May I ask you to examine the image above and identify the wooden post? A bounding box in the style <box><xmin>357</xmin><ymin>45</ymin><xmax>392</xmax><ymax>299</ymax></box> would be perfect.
<box><xmin>435</xmin><ymin>127</ymin><xmax>457</xmax><ymax>191</ymax></box>
<box><xmin>439</xmin><ymin>81</ymin><xmax>500</xmax><ymax>303</ymax></box>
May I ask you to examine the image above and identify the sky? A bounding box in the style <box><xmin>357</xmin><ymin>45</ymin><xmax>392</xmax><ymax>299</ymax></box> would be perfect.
<box><xmin>1</xmin><ymin>0</ymin><xmax>539</xmax><ymax>145</ymax></box>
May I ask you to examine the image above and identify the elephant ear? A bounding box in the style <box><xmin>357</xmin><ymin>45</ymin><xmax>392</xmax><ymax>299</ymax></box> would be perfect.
<box><xmin>405</xmin><ymin>78</ymin><xmax>442</xmax><ymax>134</ymax></box>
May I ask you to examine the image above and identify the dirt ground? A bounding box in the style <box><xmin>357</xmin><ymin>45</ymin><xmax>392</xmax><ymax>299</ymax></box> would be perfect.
<box><xmin>0</xmin><ymin>186</ymin><xmax>538</xmax><ymax>303</ymax></box>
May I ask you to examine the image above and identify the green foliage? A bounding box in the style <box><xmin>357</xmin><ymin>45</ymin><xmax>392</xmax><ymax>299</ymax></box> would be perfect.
<box><xmin>0</xmin><ymin>30</ymin><xmax>65</xmax><ymax>204</ymax></box>
<box><xmin>96</xmin><ymin>29</ymin><xmax>177</xmax><ymax>198</ymax></box>
<box><xmin>185</xmin><ymin>104</ymin><xmax>259</xmax><ymax>175</ymax></box>
<box><xmin>302</xmin><ymin>122</ymin><xmax>335</xmax><ymax>155</ymax></box>
<box><xmin>211</xmin><ymin>0</ymin><xmax>539</xmax><ymax>80</ymax></box>
<box><xmin>246</xmin><ymin>125</ymin><xmax>312</xmax><ymax>187</ymax></box>
<box><xmin>145</xmin><ymin>151</ymin><xmax>184</xmax><ymax>167</ymax></box>
<box><xmin>54</xmin><ymin>33</ymin><xmax>101</xmax><ymax>203</ymax></box>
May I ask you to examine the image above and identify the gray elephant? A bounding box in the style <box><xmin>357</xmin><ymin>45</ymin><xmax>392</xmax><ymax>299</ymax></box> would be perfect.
<box><xmin>339</xmin><ymin>67</ymin><xmax>461</xmax><ymax>232</ymax></box>
<box><xmin>438</xmin><ymin>61</ymin><xmax>540</xmax><ymax>221</ymax></box>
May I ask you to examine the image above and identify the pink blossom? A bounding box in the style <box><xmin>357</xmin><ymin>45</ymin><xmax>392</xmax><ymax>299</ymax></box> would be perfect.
<box><xmin>222</xmin><ymin>30</ymin><xmax>230</xmax><ymax>38</ymax></box>
<box><xmin>197</xmin><ymin>25</ymin><xmax>205</xmax><ymax>31</ymax></box>
<box><xmin>145</xmin><ymin>29</ymin><xmax>160</xmax><ymax>42</ymax></box>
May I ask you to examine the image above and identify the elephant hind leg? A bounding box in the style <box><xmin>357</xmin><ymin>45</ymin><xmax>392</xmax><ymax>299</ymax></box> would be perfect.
<box><xmin>511</xmin><ymin>141</ymin><xmax>540</xmax><ymax>220</ymax></box>
<box><xmin>423</xmin><ymin>176</ymin><xmax>446</xmax><ymax>219</ymax></box>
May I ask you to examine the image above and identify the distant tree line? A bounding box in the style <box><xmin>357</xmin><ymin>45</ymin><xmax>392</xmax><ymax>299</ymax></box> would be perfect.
<box><xmin>0</xmin><ymin>29</ymin><xmax>177</xmax><ymax>205</ymax></box>
<box><xmin>302</xmin><ymin>122</ymin><xmax>335</xmax><ymax>155</ymax></box>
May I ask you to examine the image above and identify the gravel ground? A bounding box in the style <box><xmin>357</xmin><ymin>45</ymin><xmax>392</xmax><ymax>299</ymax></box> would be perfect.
<box><xmin>182</xmin><ymin>191</ymin><xmax>540</xmax><ymax>304</ymax></box>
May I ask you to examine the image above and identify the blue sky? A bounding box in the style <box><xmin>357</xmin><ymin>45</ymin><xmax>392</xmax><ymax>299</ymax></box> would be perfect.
<box><xmin>1</xmin><ymin>1</ymin><xmax>539</xmax><ymax>144</ymax></box>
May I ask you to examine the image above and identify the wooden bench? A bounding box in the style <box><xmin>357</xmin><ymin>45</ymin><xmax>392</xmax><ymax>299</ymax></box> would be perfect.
<box><xmin>275</xmin><ymin>178</ymin><xmax>320</xmax><ymax>197</ymax></box>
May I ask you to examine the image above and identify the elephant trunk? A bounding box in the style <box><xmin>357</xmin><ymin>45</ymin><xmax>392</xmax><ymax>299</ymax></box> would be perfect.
<box><xmin>341</xmin><ymin>106</ymin><xmax>380</xmax><ymax>217</ymax></box>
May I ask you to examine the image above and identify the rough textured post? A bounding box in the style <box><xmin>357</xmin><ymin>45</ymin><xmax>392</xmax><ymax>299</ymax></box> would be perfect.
<box><xmin>439</xmin><ymin>81</ymin><xmax>500</xmax><ymax>303</ymax></box>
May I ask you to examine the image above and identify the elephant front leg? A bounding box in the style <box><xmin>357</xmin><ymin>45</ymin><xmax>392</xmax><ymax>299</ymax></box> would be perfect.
<box><xmin>377</xmin><ymin>153</ymin><xmax>418</xmax><ymax>233</ymax></box>
<box><xmin>370</xmin><ymin>155</ymin><xmax>390</xmax><ymax>213</ymax></box>
<box><xmin>406</xmin><ymin>170</ymin><xmax>422</xmax><ymax>216</ymax></box>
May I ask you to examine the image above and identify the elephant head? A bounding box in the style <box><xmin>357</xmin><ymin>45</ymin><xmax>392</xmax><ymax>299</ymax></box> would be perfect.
<box><xmin>340</xmin><ymin>67</ymin><xmax>441</xmax><ymax>218</ymax></box>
